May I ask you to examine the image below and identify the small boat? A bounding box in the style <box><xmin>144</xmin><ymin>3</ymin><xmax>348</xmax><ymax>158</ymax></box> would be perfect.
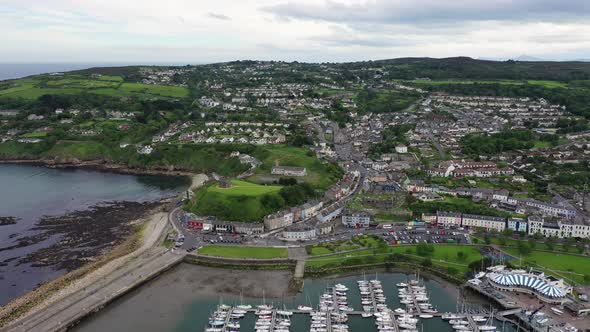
<box><xmin>362</xmin><ymin>312</ymin><xmax>373</xmax><ymax>318</ymax></box>
<box><xmin>419</xmin><ymin>314</ymin><xmax>434</xmax><ymax>319</ymax></box>
<box><xmin>298</xmin><ymin>305</ymin><xmax>313</xmax><ymax>311</ymax></box>
<box><xmin>551</xmin><ymin>307</ymin><xmax>564</xmax><ymax>316</ymax></box>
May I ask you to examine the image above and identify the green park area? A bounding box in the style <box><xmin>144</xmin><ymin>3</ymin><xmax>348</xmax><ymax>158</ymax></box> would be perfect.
<box><xmin>306</xmin><ymin>243</ymin><xmax>483</xmax><ymax>277</ymax></box>
<box><xmin>198</xmin><ymin>245</ymin><xmax>288</xmax><ymax>259</ymax></box>
<box><xmin>208</xmin><ymin>179</ymin><xmax>282</xmax><ymax>196</ymax></box>
<box><xmin>410</xmin><ymin>79</ymin><xmax>567</xmax><ymax>89</ymax></box>
<box><xmin>249</xmin><ymin>145</ymin><xmax>343</xmax><ymax>190</ymax></box>
<box><xmin>189</xmin><ymin>180</ymin><xmax>283</xmax><ymax>222</ymax></box>
<box><xmin>0</xmin><ymin>75</ymin><xmax>189</xmax><ymax>99</ymax></box>
<box><xmin>305</xmin><ymin>235</ymin><xmax>382</xmax><ymax>256</ymax></box>
<box><xmin>503</xmin><ymin>248</ymin><xmax>590</xmax><ymax>284</ymax></box>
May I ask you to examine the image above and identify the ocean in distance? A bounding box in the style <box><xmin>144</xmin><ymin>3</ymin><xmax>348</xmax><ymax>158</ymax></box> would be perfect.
<box><xmin>0</xmin><ymin>63</ymin><xmax>199</xmax><ymax>81</ymax></box>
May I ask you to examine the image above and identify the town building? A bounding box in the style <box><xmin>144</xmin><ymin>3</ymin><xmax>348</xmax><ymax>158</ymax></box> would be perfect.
<box><xmin>395</xmin><ymin>145</ymin><xmax>408</xmax><ymax>154</ymax></box>
<box><xmin>271</xmin><ymin>166</ymin><xmax>307</xmax><ymax>177</ymax></box>
<box><xmin>528</xmin><ymin>216</ymin><xmax>590</xmax><ymax>239</ymax></box>
<box><xmin>300</xmin><ymin>201</ymin><xmax>323</xmax><ymax>221</ymax></box>
<box><xmin>341</xmin><ymin>209</ymin><xmax>372</xmax><ymax>228</ymax></box>
<box><xmin>436</xmin><ymin>211</ymin><xmax>462</xmax><ymax>226</ymax></box>
<box><xmin>282</xmin><ymin>223</ymin><xmax>316</xmax><ymax>241</ymax></box>
<box><xmin>507</xmin><ymin>218</ymin><xmax>528</xmax><ymax>233</ymax></box>
<box><xmin>264</xmin><ymin>210</ymin><xmax>294</xmax><ymax>231</ymax></box>
<box><xmin>524</xmin><ymin>200</ymin><xmax>577</xmax><ymax>219</ymax></box>
<box><xmin>462</xmin><ymin>214</ymin><xmax>506</xmax><ymax>232</ymax></box>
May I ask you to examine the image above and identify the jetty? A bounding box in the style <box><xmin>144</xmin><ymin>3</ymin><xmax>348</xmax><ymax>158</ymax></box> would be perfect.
<box><xmin>1</xmin><ymin>249</ymin><xmax>185</xmax><ymax>332</ymax></box>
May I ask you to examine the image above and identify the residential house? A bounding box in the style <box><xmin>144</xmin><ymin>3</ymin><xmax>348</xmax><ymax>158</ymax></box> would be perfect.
<box><xmin>341</xmin><ymin>209</ymin><xmax>372</xmax><ymax>228</ymax></box>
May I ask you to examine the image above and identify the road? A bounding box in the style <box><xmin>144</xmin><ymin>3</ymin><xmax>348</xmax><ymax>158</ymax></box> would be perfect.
<box><xmin>2</xmin><ymin>249</ymin><xmax>184</xmax><ymax>332</ymax></box>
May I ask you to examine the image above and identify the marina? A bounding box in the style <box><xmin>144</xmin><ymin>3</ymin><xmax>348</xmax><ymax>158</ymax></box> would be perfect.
<box><xmin>203</xmin><ymin>274</ymin><xmax>507</xmax><ymax>332</ymax></box>
<box><xmin>73</xmin><ymin>266</ymin><xmax>519</xmax><ymax>332</ymax></box>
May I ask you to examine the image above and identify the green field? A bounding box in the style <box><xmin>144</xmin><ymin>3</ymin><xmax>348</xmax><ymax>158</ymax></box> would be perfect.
<box><xmin>22</xmin><ymin>132</ymin><xmax>48</xmax><ymax>138</ymax></box>
<box><xmin>250</xmin><ymin>145</ymin><xmax>342</xmax><ymax>190</ymax></box>
<box><xmin>306</xmin><ymin>236</ymin><xmax>377</xmax><ymax>256</ymax></box>
<box><xmin>0</xmin><ymin>76</ymin><xmax>189</xmax><ymax>99</ymax></box>
<box><xmin>503</xmin><ymin>248</ymin><xmax>590</xmax><ymax>284</ymax></box>
<box><xmin>526</xmin><ymin>80</ymin><xmax>568</xmax><ymax>88</ymax></box>
<box><xmin>411</xmin><ymin>79</ymin><xmax>567</xmax><ymax>89</ymax></box>
<box><xmin>198</xmin><ymin>245</ymin><xmax>288</xmax><ymax>259</ymax></box>
<box><xmin>119</xmin><ymin>83</ymin><xmax>189</xmax><ymax>98</ymax></box>
<box><xmin>189</xmin><ymin>180</ymin><xmax>284</xmax><ymax>222</ymax></box>
<box><xmin>208</xmin><ymin>180</ymin><xmax>282</xmax><ymax>196</ymax></box>
<box><xmin>411</xmin><ymin>79</ymin><xmax>524</xmax><ymax>85</ymax></box>
<box><xmin>306</xmin><ymin>244</ymin><xmax>482</xmax><ymax>274</ymax></box>
<box><xmin>97</xmin><ymin>75</ymin><xmax>124</xmax><ymax>82</ymax></box>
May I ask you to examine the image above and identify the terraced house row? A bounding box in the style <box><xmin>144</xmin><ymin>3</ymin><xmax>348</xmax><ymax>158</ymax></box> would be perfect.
<box><xmin>428</xmin><ymin>211</ymin><xmax>590</xmax><ymax>239</ymax></box>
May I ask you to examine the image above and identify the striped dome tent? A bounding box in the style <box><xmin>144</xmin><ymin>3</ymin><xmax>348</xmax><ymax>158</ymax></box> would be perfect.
<box><xmin>490</xmin><ymin>273</ymin><xmax>565</xmax><ymax>298</ymax></box>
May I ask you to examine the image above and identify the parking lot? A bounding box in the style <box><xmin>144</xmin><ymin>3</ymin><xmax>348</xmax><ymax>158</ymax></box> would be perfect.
<box><xmin>379</xmin><ymin>227</ymin><xmax>471</xmax><ymax>245</ymax></box>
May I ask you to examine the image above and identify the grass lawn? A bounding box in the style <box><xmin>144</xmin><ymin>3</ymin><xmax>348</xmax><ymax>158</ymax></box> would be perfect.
<box><xmin>208</xmin><ymin>180</ymin><xmax>282</xmax><ymax>196</ymax></box>
<box><xmin>189</xmin><ymin>180</ymin><xmax>284</xmax><ymax>222</ymax></box>
<box><xmin>306</xmin><ymin>239</ymin><xmax>363</xmax><ymax>256</ymax></box>
<box><xmin>0</xmin><ymin>76</ymin><xmax>189</xmax><ymax>100</ymax></box>
<box><xmin>44</xmin><ymin>141</ymin><xmax>109</xmax><ymax>160</ymax></box>
<box><xmin>250</xmin><ymin>145</ymin><xmax>341</xmax><ymax>190</ymax></box>
<box><xmin>307</xmin><ymin>244</ymin><xmax>482</xmax><ymax>274</ymax></box>
<box><xmin>22</xmin><ymin>132</ymin><xmax>48</xmax><ymax>138</ymax></box>
<box><xmin>503</xmin><ymin>248</ymin><xmax>590</xmax><ymax>284</ymax></box>
<box><xmin>310</xmin><ymin>247</ymin><xmax>334</xmax><ymax>255</ymax></box>
<box><xmin>119</xmin><ymin>83</ymin><xmax>189</xmax><ymax>98</ymax></box>
<box><xmin>533</xmin><ymin>141</ymin><xmax>552</xmax><ymax>149</ymax></box>
<box><xmin>198</xmin><ymin>245</ymin><xmax>288</xmax><ymax>259</ymax></box>
<box><xmin>411</xmin><ymin>79</ymin><xmax>566</xmax><ymax>89</ymax></box>
<box><xmin>374</xmin><ymin>213</ymin><xmax>411</xmax><ymax>223</ymax></box>
<box><xmin>98</xmin><ymin>75</ymin><xmax>124</xmax><ymax>82</ymax></box>
<box><xmin>472</xmin><ymin>236</ymin><xmax>568</xmax><ymax>252</ymax></box>
<box><xmin>411</xmin><ymin>79</ymin><xmax>524</xmax><ymax>85</ymax></box>
<box><xmin>527</xmin><ymin>80</ymin><xmax>568</xmax><ymax>88</ymax></box>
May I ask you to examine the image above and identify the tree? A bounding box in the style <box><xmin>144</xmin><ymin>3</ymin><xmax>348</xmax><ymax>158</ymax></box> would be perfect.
<box><xmin>546</xmin><ymin>236</ymin><xmax>555</xmax><ymax>251</ymax></box>
<box><xmin>421</xmin><ymin>258</ymin><xmax>433</xmax><ymax>267</ymax></box>
<box><xmin>498</xmin><ymin>236</ymin><xmax>507</xmax><ymax>246</ymax></box>
<box><xmin>456</xmin><ymin>251</ymin><xmax>466</xmax><ymax>262</ymax></box>
<box><xmin>528</xmin><ymin>238</ymin><xmax>537</xmax><ymax>249</ymax></box>
<box><xmin>416</xmin><ymin>243</ymin><xmax>435</xmax><ymax>257</ymax></box>
<box><xmin>484</xmin><ymin>236</ymin><xmax>491</xmax><ymax>245</ymax></box>
<box><xmin>518</xmin><ymin>242</ymin><xmax>532</xmax><ymax>256</ymax></box>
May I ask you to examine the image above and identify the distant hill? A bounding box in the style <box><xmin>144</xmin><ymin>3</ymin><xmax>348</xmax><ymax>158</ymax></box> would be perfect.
<box><xmin>336</xmin><ymin>56</ymin><xmax>590</xmax><ymax>81</ymax></box>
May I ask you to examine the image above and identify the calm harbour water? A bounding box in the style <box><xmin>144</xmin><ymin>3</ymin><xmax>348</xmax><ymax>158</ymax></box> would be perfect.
<box><xmin>0</xmin><ymin>164</ymin><xmax>190</xmax><ymax>304</ymax></box>
<box><xmin>74</xmin><ymin>265</ymin><xmax>517</xmax><ymax>332</ymax></box>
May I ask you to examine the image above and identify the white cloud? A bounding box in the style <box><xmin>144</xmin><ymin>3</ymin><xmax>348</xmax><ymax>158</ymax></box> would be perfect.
<box><xmin>0</xmin><ymin>0</ymin><xmax>589</xmax><ymax>63</ymax></box>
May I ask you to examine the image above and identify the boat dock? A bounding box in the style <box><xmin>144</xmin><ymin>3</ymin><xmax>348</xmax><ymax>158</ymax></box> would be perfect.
<box><xmin>203</xmin><ymin>277</ymin><xmax>516</xmax><ymax>332</ymax></box>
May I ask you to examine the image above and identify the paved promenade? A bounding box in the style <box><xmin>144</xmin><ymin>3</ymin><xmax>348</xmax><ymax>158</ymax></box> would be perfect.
<box><xmin>1</xmin><ymin>249</ymin><xmax>184</xmax><ymax>332</ymax></box>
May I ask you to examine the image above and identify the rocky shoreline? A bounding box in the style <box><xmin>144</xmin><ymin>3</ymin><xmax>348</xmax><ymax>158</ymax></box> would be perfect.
<box><xmin>0</xmin><ymin>216</ymin><xmax>19</xmax><ymax>226</ymax></box>
<box><xmin>0</xmin><ymin>201</ymin><xmax>163</xmax><ymax>272</ymax></box>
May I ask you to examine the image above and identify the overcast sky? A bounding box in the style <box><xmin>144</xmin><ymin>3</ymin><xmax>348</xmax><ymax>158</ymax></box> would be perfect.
<box><xmin>1</xmin><ymin>0</ymin><xmax>590</xmax><ymax>63</ymax></box>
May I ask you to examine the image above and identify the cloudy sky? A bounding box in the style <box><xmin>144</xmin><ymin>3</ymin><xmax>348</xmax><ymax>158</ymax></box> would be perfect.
<box><xmin>1</xmin><ymin>0</ymin><xmax>590</xmax><ymax>63</ymax></box>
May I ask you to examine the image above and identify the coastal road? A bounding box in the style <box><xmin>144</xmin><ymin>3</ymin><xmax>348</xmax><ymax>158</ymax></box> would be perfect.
<box><xmin>2</xmin><ymin>249</ymin><xmax>185</xmax><ymax>332</ymax></box>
